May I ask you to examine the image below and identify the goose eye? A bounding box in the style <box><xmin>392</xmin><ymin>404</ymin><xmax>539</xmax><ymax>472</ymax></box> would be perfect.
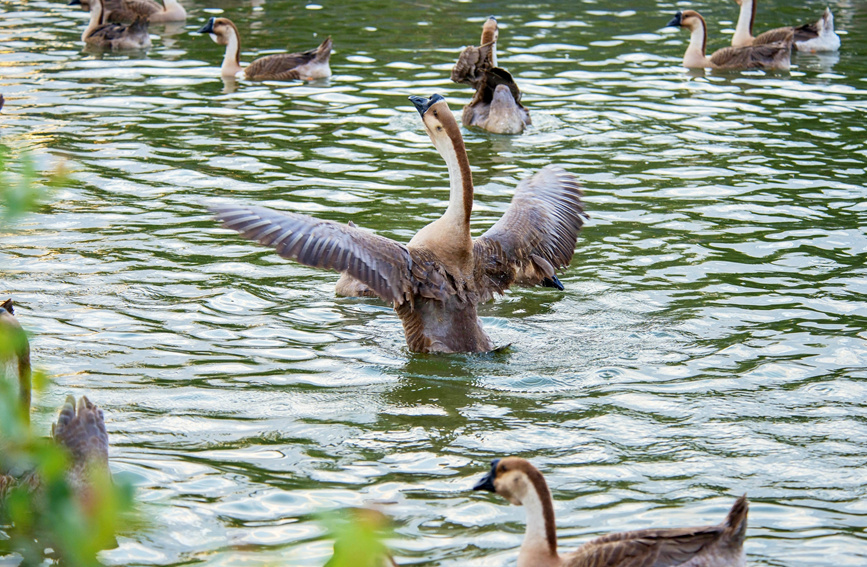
<box><xmin>432</xmin><ymin>110</ymin><xmax>438</xmax><ymax>117</ymax></box>
<box><xmin>436</xmin><ymin>126</ymin><xmax>443</xmax><ymax>132</ymax></box>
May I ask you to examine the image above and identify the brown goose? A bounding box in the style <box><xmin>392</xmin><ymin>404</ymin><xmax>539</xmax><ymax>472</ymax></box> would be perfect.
<box><xmin>731</xmin><ymin>1</ymin><xmax>840</xmax><ymax>52</ymax></box>
<box><xmin>0</xmin><ymin>300</ymin><xmax>110</xmax><ymax>497</ymax></box>
<box><xmin>666</xmin><ymin>10</ymin><xmax>791</xmax><ymax>70</ymax></box>
<box><xmin>196</xmin><ymin>17</ymin><xmax>332</xmax><ymax>81</ymax></box>
<box><xmin>78</xmin><ymin>0</ymin><xmax>185</xmax><ymax>23</ymax></box>
<box><xmin>452</xmin><ymin>18</ymin><xmax>530</xmax><ymax>135</ymax></box>
<box><xmin>68</xmin><ymin>0</ymin><xmax>151</xmax><ymax>50</ymax></box>
<box><xmin>211</xmin><ymin>94</ymin><xmax>587</xmax><ymax>354</ymax></box>
<box><xmin>473</xmin><ymin>457</ymin><xmax>748</xmax><ymax>567</ymax></box>
<box><xmin>451</xmin><ymin>16</ymin><xmax>498</xmax><ymax>89</ymax></box>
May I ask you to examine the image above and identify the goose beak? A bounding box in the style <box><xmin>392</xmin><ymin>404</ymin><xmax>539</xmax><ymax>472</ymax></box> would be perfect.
<box><xmin>197</xmin><ymin>17</ymin><xmax>216</xmax><ymax>34</ymax></box>
<box><xmin>68</xmin><ymin>0</ymin><xmax>82</xmax><ymax>5</ymax></box>
<box><xmin>408</xmin><ymin>93</ymin><xmax>445</xmax><ymax>116</ymax></box>
<box><xmin>666</xmin><ymin>12</ymin><xmax>683</xmax><ymax>27</ymax></box>
<box><xmin>473</xmin><ymin>459</ymin><xmax>500</xmax><ymax>493</ymax></box>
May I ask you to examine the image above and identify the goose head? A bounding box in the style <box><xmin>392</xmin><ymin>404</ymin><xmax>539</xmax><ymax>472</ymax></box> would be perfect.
<box><xmin>197</xmin><ymin>17</ymin><xmax>238</xmax><ymax>47</ymax></box>
<box><xmin>408</xmin><ymin>93</ymin><xmax>464</xmax><ymax>161</ymax></box>
<box><xmin>666</xmin><ymin>10</ymin><xmax>704</xmax><ymax>33</ymax></box>
<box><xmin>473</xmin><ymin>457</ymin><xmax>550</xmax><ymax>506</ymax></box>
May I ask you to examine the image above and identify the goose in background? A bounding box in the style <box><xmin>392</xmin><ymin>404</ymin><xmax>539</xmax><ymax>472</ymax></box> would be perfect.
<box><xmin>0</xmin><ymin>299</ymin><xmax>110</xmax><ymax>497</ymax></box>
<box><xmin>731</xmin><ymin>0</ymin><xmax>840</xmax><ymax>52</ymax></box>
<box><xmin>451</xmin><ymin>17</ymin><xmax>531</xmax><ymax>134</ymax></box>
<box><xmin>473</xmin><ymin>457</ymin><xmax>749</xmax><ymax>567</ymax></box>
<box><xmin>211</xmin><ymin>94</ymin><xmax>587</xmax><ymax>354</ymax></box>
<box><xmin>667</xmin><ymin>10</ymin><xmax>792</xmax><ymax>70</ymax></box>
<box><xmin>78</xmin><ymin>0</ymin><xmax>185</xmax><ymax>23</ymax></box>
<box><xmin>68</xmin><ymin>0</ymin><xmax>151</xmax><ymax>50</ymax></box>
<box><xmin>196</xmin><ymin>17</ymin><xmax>332</xmax><ymax>81</ymax></box>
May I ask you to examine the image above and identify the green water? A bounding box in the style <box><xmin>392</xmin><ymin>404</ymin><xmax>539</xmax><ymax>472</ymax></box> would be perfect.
<box><xmin>2</xmin><ymin>0</ymin><xmax>866</xmax><ymax>564</ymax></box>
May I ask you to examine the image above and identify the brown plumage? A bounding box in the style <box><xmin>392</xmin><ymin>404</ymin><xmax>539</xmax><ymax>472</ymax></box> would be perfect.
<box><xmin>0</xmin><ymin>300</ymin><xmax>110</xmax><ymax>497</ymax></box>
<box><xmin>211</xmin><ymin>94</ymin><xmax>586</xmax><ymax>354</ymax></box>
<box><xmin>731</xmin><ymin>1</ymin><xmax>840</xmax><ymax>52</ymax></box>
<box><xmin>196</xmin><ymin>17</ymin><xmax>332</xmax><ymax>81</ymax></box>
<box><xmin>667</xmin><ymin>10</ymin><xmax>791</xmax><ymax>70</ymax></box>
<box><xmin>68</xmin><ymin>0</ymin><xmax>151</xmax><ymax>50</ymax></box>
<box><xmin>462</xmin><ymin>67</ymin><xmax>531</xmax><ymax>135</ymax></box>
<box><xmin>79</xmin><ymin>0</ymin><xmax>185</xmax><ymax>23</ymax></box>
<box><xmin>473</xmin><ymin>457</ymin><xmax>749</xmax><ymax>567</ymax></box>
<box><xmin>452</xmin><ymin>17</ymin><xmax>531</xmax><ymax>134</ymax></box>
<box><xmin>451</xmin><ymin>16</ymin><xmax>498</xmax><ymax>89</ymax></box>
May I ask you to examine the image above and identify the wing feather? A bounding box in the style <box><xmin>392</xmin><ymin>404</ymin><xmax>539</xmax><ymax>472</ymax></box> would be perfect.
<box><xmin>212</xmin><ymin>204</ymin><xmax>414</xmax><ymax>304</ymax></box>
<box><xmin>473</xmin><ymin>166</ymin><xmax>587</xmax><ymax>300</ymax></box>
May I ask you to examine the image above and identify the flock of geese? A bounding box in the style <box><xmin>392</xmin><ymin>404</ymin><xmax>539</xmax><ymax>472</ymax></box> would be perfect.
<box><xmin>2</xmin><ymin>0</ymin><xmax>844</xmax><ymax>565</ymax></box>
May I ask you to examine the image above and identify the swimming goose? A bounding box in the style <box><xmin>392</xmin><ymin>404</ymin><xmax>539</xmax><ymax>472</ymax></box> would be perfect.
<box><xmin>473</xmin><ymin>457</ymin><xmax>749</xmax><ymax>567</ymax></box>
<box><xmin>451</xmin><ymin>16</ymin><xmax>498</xmax><ymax>89</ymax></box>
<box><xmin>731</xmin><ymin>1</ymin><xmax>840</xmax><ymax>52</ymax></box>
<box><xmin>452</xmin><ymin>18</ymin><xmax>531</xmax><ymax>135</ymax></box>
<box><xmin>196</xmin><ymin>17</ymin><xmax>332</xmax><ymax>81</ymax></box>
<box><xmin>667</xmin><ymin>10</ymin><xmax>792</xmax><ymax>70</ymax></box>
<box><xmin>68</xmin><ymin>0</ymin><xmax>151</xmax><ymax>50</ymax></box>
<box><xmin>0</xmin><ymin>300</ymin><xmax>110</xmax><ymax>497</ymax></box>
<box><xmin>79</xmin><ymin>0</ymin><xmax>185</xmax><ymax>23</ymax></box>
<box><xmin>211</xmin><ymin>94</ymin><xmax>586</xmax><ymax>354</ymax></box>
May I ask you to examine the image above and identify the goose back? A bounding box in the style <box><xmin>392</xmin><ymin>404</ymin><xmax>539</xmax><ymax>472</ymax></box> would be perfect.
<box><xmin>244</xmin><ymin>36</ymin><xmax>333</xmax><ymax>81</ymax></box>
<box><xmin>462</xmin><ymin>67</ymin><xmax>531</xmax><ymax>134</ymax></box>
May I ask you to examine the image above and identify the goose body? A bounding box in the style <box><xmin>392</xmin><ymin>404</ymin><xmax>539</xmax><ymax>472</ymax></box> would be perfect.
<box><xmin>79</xmin><ymin>0</ymin><xmax>185</xmax><ymax>23</ymax></box>
<box><xmin>473</xmin><ymin>457</ymin><xmax>748</xmax><ymax>567</ymax></box>
<box><xmin>196</xmin><ymin>17</ymin><xmax>332</xmax><ymax>81</ymax></box>
<box><xmin>667</xmin><ymin>10</ymin><xmax>791</xmax><ymax>70</ymax></box>
<box><xmin>732</xmin><ymin>1</ymin><xmax>840</xmax><ymax>52</ymax></box>
<box><xmin>69</xmin><ymin>0</ymin><xmax>151</xmax><ymax>50</ymax></box>
<box><xmin>212</xmin><ymin>94</ymin><xmax>586</xmax><ymax>354</ymax></box>
<box><xmin>0</xmin><ymin>300</ymin><xmax>109</xmax><ymax>497</ymax></box>
<box><xmin>452</xmin><ymin>17</ymin><xmax>531</xmax><ymax>135</ymax></box>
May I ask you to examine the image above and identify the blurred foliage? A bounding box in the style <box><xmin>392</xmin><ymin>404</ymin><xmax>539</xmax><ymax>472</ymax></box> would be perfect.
<box><xmin>0</xmin><ymin>147</ymin><xmax>140</xmax><ymax>566</ymax></box>
<box><xmin>323</xmin><ymin>507</ymin><xmax>396</xmax><ymax>567</ymax></box>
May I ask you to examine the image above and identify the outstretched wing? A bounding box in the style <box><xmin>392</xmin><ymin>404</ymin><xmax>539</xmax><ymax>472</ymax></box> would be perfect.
<box><xmin>212</xmin><ymin>204</ymin><xmax>415</xmax><ymax>304</ymax></box>
<box><xmin>451</xmin><ymin>43</ymin><xmax>494</xmax><ymax>88</ymax></box>
<box><xmin>473</xmin><ymin>166</ymin><xmax>586</xmax><ymax>301</ymax></box>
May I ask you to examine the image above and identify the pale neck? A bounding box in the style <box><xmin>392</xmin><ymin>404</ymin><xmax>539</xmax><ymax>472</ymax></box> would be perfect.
<box><xmin>221</xmin><ymin>30</ymin><xmax>244</xmax><ymax>77</ymax></box>
<box><xmin>84</xmin><ymin>0</ymin><xmax>102</xmax><ymax>41</ymax></box>
<box><xmin>437</xmin><ymin>134</ymin><xmax>473</xmax><ymax>227</ymax></box>
<box><xmin>733</xmin><ymin>0</ymin><xmax>755</xmax><ymax>46</ymax></box>
<box><xmin>684</xmin><ymin>22</ymin><xmax>711</xmax><ymax>68</ymax></box>
<box><xmin>518</xmin><ymin>482</ymin><xmax>558</xmax><ymax>564</ymax></box>
<box><xmin>491</xmin><ymin>41</ymin><xmax>498</xmax><ymax>67</ymax></box>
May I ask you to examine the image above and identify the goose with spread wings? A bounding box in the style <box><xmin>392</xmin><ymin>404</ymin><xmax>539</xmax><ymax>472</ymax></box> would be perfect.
<box><xmin>212</xmin><ymin>94</ymin><xmax>587</xmax><ymax>354</ymax></box>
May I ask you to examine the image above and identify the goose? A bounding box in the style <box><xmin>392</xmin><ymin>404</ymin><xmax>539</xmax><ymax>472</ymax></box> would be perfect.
<box><xmin>473</xmin><ymin>457</ymin><xmax>749</xmax><ymax>567</ymax></box>
<box><xmin>196</xmin><ymin>17</ymin><xmax>332</xmax><ymax>81</ymax></box>
<box><xmin>78</xmin><ymin>0</ymin><xmax>185</xmax><ymax>23</ymax></box>
<box><xmin>68</xmin><ymin>0</ymin><xmax>151</xmax><ymax>50</ymax></box>
<box><xmin>666</xmin><ymin>10</ymin><xmax>792</xmax><ymax>70</ymax></box>
<box><xmin>0</xmin><ymin>299</ymin><xmax>110</xmax><ymax>497</ymax></box>
<box><xmin>211</xmin><ymin>94</ymin><xmax>587</xmax><ymax>354</ymax></box>
<box><xmin>451</xmin><ymin>17</ymin><xmax>531</xmax><ymax>135</ymax></box>
<box><xmin>451</xmin><ymin>16</ymin><xmax>498</xmax><ymax>89</ymax></box>
<box><xmin>731</xmin><ymin>1</ymin><xmax>840</xmax><ymax>52</ymax></box>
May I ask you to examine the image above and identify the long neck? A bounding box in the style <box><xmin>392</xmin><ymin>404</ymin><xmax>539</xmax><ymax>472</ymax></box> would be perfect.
<box><xmin>481</xmin><ymin>27</ymin><xmax>497</xmax><ymax>67</ymax></box>
<box><xmin>84</xmin><ymin>0</ymin><xmax>103</xmax><ymax>41</ymax></box>
<box><xmin>439</xmin><ymin>130</ymin><xmax>473</xmax><ymax>228</ymax></box>
<box><xmin>163</xmin><ymin>0</ymin><xmax>185</xmax><ymax>16</ymax></box>
<box><xmin>17</xmin><ymin>344</ymin><xmax>31</xmax><ymax>427</ymax></box>
<box><xmin>221</xmin><ymin>25</ymin><xmax>244</xmax><ymax>77</ymax></box>
<box><xmin>733</xmin><ymin>0</ymin><xmax>756</xmax><ymax>46</ymax></box>
<box><xmin>684</xmin><ymin>18</ymin><xmax>711</xmax><ymax>68</ymax></box>
<box><xmin>518</xmin><ymin>476</ymin><xmax>558</xmax><ymax>564</ymax></box>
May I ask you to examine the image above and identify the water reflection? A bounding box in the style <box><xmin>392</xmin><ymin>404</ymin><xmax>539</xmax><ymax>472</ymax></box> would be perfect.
<box><xmin>1</xmin><ymin>0</ymin><xmax>866</xmax><ymax>565</ymax></box>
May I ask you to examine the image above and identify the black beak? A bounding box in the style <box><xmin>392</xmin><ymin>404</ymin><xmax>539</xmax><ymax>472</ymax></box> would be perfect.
<box><xmin>472</xmin><ymin>459</ymin><xmax>500</xmax><ymax>493</ymax></box>
<box><xmin>68</xmin><ymin>0</ymin><xmax>81</xmax><ymax>5</ymax></box>
<box><xmin>408</xmin><ymin>93</ymin><xmax>445</xmax><ymax>116</ymax></box>
<box><xmin>666</xmin><ymin>12</ymin><xmax>683</xmax><ymax>27</ymax></box>
<box><xmin>541</xmin><ymin>275</ymin><xmax>564</xmax><ymax>290</ymax></box>
<box><xmin>487</xmin><ymin>16</ymin><xmax>496</xmax><ymax>22</ymax></box>
<box><xmin>197</xmin><ymin>17</ymin><xmax>216</xmax><ymax>34</ymax></box>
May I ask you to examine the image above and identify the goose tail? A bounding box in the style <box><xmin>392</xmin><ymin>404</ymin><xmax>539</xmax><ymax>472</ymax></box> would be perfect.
<box><xmin>723</xmin><ymin>494</ymin><xmax>749</xmax><ymax>546</ymax></box>
<box><xmin>315</xmin><ymin>36</ymin><xmax>333</xmax><ymax>63</ymax></box>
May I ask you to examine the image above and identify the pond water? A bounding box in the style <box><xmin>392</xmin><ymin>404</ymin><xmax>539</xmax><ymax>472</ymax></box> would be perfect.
<box><xmin>2</xmin><ymin>0</ymin><xmax>866</xmax><ymax>564</ymax></box>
